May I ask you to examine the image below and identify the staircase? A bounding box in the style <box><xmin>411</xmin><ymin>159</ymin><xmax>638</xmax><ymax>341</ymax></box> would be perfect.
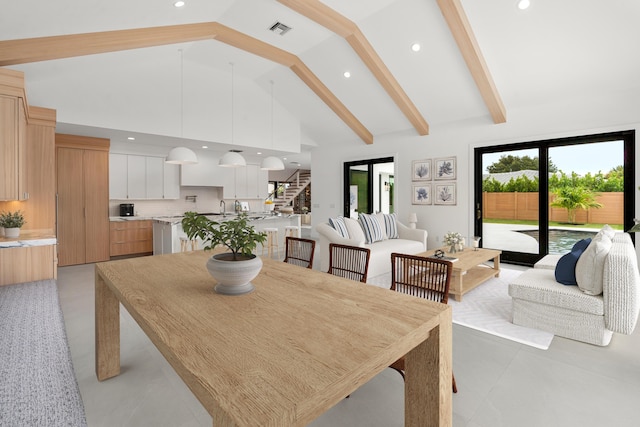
<box><xmin>272</xmin><ymin>170</ymin><xmax>311</xmax><ymax>210</ymax></box>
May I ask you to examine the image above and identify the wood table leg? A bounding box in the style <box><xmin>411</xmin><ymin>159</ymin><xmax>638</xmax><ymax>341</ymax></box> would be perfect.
<box><xmin>493</xmin><ymin>254</ymin><xmax>501</xmax><ymax>277</ymax></box>
<box><xmin>453</xmin><ymin>272</ymin><xmax>463</xmax><ymax>301</ymax></box>
<box><xmin>95</xmin><ymin>269</ymin><xmax>121</xmax><ymax>381</ymax></box>
<box><xmin>404</xmin><ymin>308</ymin><xmax>452</xmax><ymax>427</ymax></box>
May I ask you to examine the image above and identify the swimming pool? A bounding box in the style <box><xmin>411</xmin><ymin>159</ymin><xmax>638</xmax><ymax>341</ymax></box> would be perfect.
<box><xmin>517</xmin><ymin>229</ymin><xmax>598</xmax><ymax>254</ymax></box>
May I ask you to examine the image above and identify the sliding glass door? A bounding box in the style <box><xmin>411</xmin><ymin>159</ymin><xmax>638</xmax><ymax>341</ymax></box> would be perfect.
<box><xmin>475</xmin><ymin>131</ymin><xmax>634</xmax><ymax>266</ymax></box>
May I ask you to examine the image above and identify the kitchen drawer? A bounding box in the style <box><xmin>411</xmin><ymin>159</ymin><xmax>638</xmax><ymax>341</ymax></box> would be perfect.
<box><xmin>109</xmin><ymin>220</ymin><xmax>153</xmax><ymax>257</ymax></box>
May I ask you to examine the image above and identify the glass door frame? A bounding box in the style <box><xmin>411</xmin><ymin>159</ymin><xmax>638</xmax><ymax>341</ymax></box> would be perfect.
<box><xmin>474</xmin><ymin>130</ymin><xmax>635</xmax><ymax>266</ymax></box>
<box><xmin>343</xmin><ymin>156</ymin><xmax>394</xmax><ymax>217</ymax></box>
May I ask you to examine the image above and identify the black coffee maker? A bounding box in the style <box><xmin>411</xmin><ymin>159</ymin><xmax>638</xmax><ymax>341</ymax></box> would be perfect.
<box><xmin>119</xmin><ymin>203</ymin><xmax>134</xmax><ymax>216</ymax></box>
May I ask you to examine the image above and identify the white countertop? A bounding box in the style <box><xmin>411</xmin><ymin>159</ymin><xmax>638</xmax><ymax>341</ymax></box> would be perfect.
<box><xmin>0</xmin><ymin>230</ymin><xmax>57</xmax><ymax>248</ymax></box>
<box><xmin>111</xmin><ymin>213</ymin><xmax>300</xmax><ymax>224</ymax></box>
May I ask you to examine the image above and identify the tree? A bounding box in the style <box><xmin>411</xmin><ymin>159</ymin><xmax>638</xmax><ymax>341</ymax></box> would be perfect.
<box><xmin>487</xmin><ymin>155</ymin><xmax>558</xmax><ymax>173</ymax></box>
<box><xmin>550</xmin><ymin>186</ymin><xmax>603</xmax><ymax>224</ymax></box>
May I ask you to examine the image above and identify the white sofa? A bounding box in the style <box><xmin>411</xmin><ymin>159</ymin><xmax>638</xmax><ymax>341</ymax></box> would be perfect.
<box><xmin>316</xmin><ymin>216</ymin><xmax>427</xmax><ymax>279</ymax></box>
<box><xmin>508</xmin><ymin>232</ymin><xmax>640</xmax><ymax>346</ymax></box>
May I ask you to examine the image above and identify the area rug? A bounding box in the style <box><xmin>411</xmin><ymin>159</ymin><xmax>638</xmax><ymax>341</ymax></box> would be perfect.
<box><xmin>368</xmin><ymin>268</ymin><xmax>554</xmax><ymax>350</ymax></box>
<box><xmin>0</xmin><ymin>280</ymin><xmax>87</xmax><ymax>426</ymax></box>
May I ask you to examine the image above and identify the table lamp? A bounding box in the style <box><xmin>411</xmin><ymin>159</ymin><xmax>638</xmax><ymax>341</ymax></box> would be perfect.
<box><xmin>408</xmin><ymin>213</ymin><xmax>418</xmax><ymax>229</ymax></box>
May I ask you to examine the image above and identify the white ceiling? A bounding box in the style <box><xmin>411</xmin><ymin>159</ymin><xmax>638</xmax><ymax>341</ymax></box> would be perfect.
<box><xmin>2</xmin><ymin>0</ymin><xmax>639</xmax><ymax>169</ymax></box>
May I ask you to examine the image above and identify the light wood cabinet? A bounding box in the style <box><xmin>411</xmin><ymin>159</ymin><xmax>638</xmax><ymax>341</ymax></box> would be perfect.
<box><xmin>56</xmin><ymin>134</ymin><xmax>110</xmax><ymax>266</ymax></box>
<box><xmin>110</xmin><ymin>220</ymin><xmax>153</xmax><ymax>257</ymax></box>
<box><xmin>0</xmin><ymin>245</ymin><xmax>57</xmax><ymax>286</ymax></box>
<box><xmin>0</xmin><ymin>94</ymin><xmax>27</xmax><ymax>201</ymax></box>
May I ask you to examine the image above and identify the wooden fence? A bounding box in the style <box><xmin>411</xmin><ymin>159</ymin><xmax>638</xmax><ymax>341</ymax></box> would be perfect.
<box><xmin>483</xmin><ymin>192</ymin><xmax>623</xmax><ymax>225</ymax></box>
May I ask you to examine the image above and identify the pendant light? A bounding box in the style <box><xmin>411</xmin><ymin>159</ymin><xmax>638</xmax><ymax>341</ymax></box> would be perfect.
<box><xmin>219</xmin><ymin>63</ymin><xmax>247</xmax><ymax>168</ymax></box>
<box><xmin>261</xmin><ymin>80</ymin><xmax>285</xmax><ymax>171</ymax></box>
<box><xmin>166</xmin><ymin>49</ymin><xmax>198</xmax><ymax>165</ymax></box>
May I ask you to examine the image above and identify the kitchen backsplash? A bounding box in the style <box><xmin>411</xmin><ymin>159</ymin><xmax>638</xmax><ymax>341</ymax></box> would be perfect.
<box><xmin>109</xmin><ymin>187</ymin><xmax>265</xmax><ymax>217</ymax></box>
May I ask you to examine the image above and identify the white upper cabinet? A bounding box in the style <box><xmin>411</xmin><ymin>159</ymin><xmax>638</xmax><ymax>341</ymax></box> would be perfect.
<box><xmin>109</xmin><ymin>153</ymin><xmax>178</xmax><ymax>199</ymax></box>
<box><xmin>109</xmin><ymin>154</ymin><xmax>128</xmax><ymax>199</ymax></box>
<box><xmin>145</xmin><ymin>157</ymin><xmax>164</xmax><ymax>199</ymax></box>
<box><xmin>127</xmin><ymin>155</ymin><xmax>146</xmax><ymax>199</ymax></box>
<box><xmin>222</xmin><ymin>164</ymin><xmax>268</xmax><ymax>199</ymax></box>
<box><xmin>163</xmin><ymin>163</ymin><xmax>180</xmax><ymax>199</ymax></box>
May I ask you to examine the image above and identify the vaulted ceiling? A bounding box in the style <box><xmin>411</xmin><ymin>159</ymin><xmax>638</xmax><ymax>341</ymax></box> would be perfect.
<box><xmin>1</xmin><ymin>0</ymin><xmax>639</xmax><ymax>167</ymax></box>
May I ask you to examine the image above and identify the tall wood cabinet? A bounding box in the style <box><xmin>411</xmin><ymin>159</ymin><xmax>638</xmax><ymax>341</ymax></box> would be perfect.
<box><xmin>0</xmin><ymin>69</ymin><xmax>27</xmax><ymax>201</ymax></box>
<box><xmin>56</xmin><ymin>134</ymin><xmax>110</xmax><ymax>266</ymax></box>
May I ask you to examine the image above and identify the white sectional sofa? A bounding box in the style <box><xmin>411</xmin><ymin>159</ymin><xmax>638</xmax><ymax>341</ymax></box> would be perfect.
<box><xmin>316</xmin><ymin>213</ymin><xmax>427</xmax><ymax>279</ymax></box>
<box><xmin>509</xmin><ymin>231</ymin><xmax>640</xmax><ymax>346</ymax></box>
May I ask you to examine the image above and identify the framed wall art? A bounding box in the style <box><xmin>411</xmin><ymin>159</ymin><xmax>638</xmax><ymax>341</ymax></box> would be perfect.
<box><xmin>411</xmin><ymin>159</ymin><xmax>432</xmax><ymax>181</ymax></box>
<box><xmin>434</xmin><ymin>157</ymin><xmax>456</xmax><ymax>180</ymax></box>
<box><xmin>411</xmin><ymin>183</ymin><xmax>432</xmax><ymax>205</ymax></box>
<box><xmin>434</xmin><ymin>183</ymin><xmax>456</xmax><ymax>205</ymax></box>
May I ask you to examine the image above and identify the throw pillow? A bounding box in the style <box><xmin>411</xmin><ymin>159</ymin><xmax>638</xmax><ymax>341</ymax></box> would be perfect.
<box><xmin>344</xmin><ymin>217</ymin><xmax>365</xmax><ymax>243</ymax></box>
<box><xmin>595</xmin><ymin>224</ymin><xmax>616</xmax><ymax>240</ymax></box>
<box><xmin>374</xmin><ymin>213</ymin><xmax>388</xmax><ymax>239</ymax></box>
<box><xmin>554</xmin><ymin>240</ymin><xmax>590</xmax><ymax>285</ymax></box>
<box><xmin>328</xmin><ymin>216</ymin><xmax>349</xmax><ymax>238</ymax></box>
<box><xmin>383</xmin><ymin>213</ymin><xmax>399</xmax><ymax>239</ymax></box>
<box><xmin>575</xmin><ymin>234</ymin><xmax>612</xmax><ymax>295</ymax></box>
<box><xmin>571</xmin><ymin>238</ymin><xmax>592</xmax><ymax>252</ymax></box>
<box><xmin>358</xmin><ymin>213</ymin><xmax>384</xmax><ymax>244</ymax></box>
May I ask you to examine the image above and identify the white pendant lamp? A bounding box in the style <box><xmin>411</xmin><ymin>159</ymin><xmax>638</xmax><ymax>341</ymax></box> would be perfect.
<box><xmin>261</xmin><ymin>156</ymin><xmax>285</xmax><ymax>170</ymax></box>
<box><xmin>166</xmin><ymin>49</ymin><xmax>198</xmax><ymax>165</ymax></box>
<box><xmin>219</xmin><ymin>150</ymin><xmax>247</xmax><ymax>167</ymax></box>
<box><xmin>219</xmin><ymin>63</ymin><xmax>246</xmax><ymax>168</ymax></box>
<box><xmin>261</xmin><ymin>80</ymin><xmax>285</xmax><ymax>171</ymax></box>
<box><xmin>167</xmin><ymin>147</ymin><xmax>198</xmax><ymax>164</ymax></box>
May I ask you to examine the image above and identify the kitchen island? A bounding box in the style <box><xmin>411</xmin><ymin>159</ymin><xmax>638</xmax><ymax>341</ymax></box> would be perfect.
<box><xmin>152</xmin><ymin>213</ymin><xmax>301</xmax><ymax>256</ymax></box>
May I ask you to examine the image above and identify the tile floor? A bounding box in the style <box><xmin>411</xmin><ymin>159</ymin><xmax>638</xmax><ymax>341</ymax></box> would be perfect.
<box><xmin>57</xmin><ymin>263</ymin><xmax>640</xmax><ymax>427</ymax></box>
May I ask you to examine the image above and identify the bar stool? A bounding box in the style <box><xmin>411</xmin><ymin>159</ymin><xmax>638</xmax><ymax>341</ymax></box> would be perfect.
<box><xmin>262</xmin><ymin>228</ymin><xmax>279</xmax><ymax>258</ymax></box>
<box><xmin>180</xmin><ymin>236</ymin><xmax>197</xmax><ymax>252</ymax></box>
<box><xmin>284</xmin><ymin>225</ymin><xmax>300</xmax><ymax>238</ymax></box>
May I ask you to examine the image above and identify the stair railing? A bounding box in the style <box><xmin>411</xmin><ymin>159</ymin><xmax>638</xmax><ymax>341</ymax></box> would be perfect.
<box><xmin>265</xmin><ymin>169</ymin><xmax>304</xmax><ymax>202</ymax></box>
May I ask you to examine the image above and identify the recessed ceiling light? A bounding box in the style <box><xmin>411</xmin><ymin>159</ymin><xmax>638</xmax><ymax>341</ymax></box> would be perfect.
<box><xmin>127</xmin><ymin>137</ymin><xmax>135</xmax><ymax>140</ymax></box>
<box><xmin>343</xmin><ymin>71</ymin><xmax>351</xmax><ymax>78</ymax></box>
<box><xmin>174</xmin><ymin>1</ymin><xmax>185</xmax><ymax>8</ymax></box>
<box><xmin>202</xmin><ymin>145</ymin><xmax>208</xmax><ymax>149</ymax></box>
<box><xmin>411</xmin><ymin>43</ymin><xmax>421</xmax><ymax>52</ymax></box>
<box><xmin>257</xmin><ymin>152</ymin><xmax>262</xmax><ymax>155</ymax></box>
<box><xmin>517</xmin><ymin>0</ymin><xmax>530</xmax><ymax>10</ymax></box>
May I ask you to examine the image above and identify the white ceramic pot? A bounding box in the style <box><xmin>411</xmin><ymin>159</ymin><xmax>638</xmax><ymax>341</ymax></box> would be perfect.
<box><xmin>4</xmin><ymin>227</ymin><xmax>20</xmax><ymax>238</ymax></box>
<box><xmin>206</xmin><ymin>253</ymin><xmax>263</xmax><ymax>295</ymax></box>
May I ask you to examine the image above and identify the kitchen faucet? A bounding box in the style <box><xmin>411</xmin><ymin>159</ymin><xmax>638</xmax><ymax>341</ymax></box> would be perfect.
<box><xmin>220</xmin><ymin>200</ymin><xmax>226</xmax><ymax>214</ymax></box>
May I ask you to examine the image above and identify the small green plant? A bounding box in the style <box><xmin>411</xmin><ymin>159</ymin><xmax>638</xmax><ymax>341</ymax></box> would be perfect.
<box><xmin>550</xmin><ymin>186</ymin><xmax>603</xmax><ymax>224</ymax></box>
<box><xmin>0</xmin><ymin>210</ymin><xmax>26</xmax><ymax>228</ymax></box>
<box><xmin>181</xmin><ymin>212</ymin><xmax>267</xmax><ymax>260</ymax></box>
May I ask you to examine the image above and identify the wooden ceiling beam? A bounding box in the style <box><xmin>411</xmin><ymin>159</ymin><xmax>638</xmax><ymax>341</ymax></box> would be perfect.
<box><xmin>436</xmin><ymin>0</ymin><xmax>507</xmax><ymax>124</ymax></box>
<box><xmin>0</xmin><ymin>22</ymin><xmax>373</xmax><ymax>144</ymax></box>
<box><xmin>278</xmin><ymin>0</ymin><xmax>430</xmax><ymax>136</ymax></box>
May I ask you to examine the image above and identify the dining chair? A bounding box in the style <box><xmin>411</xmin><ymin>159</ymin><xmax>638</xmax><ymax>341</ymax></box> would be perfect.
<box><xmin>389</xmin><ymin>252</ymin><xmax>458</xmax><ymax>393</ymax></box>
<box><xmin>283</xmin><ymin>237</ymin><xmax>316</xmax><ymax>269</ymax></box>
<box><xmin>328</xmin><ymin>243</ymin><xmax>371</xmax><ymax>283</ymax></box>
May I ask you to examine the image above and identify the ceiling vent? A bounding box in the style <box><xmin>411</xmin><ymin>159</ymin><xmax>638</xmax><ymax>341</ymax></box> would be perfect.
<box><xmin>269</xmin><ymin>22</ymin><xmax>292</xmax><ymax>36</ymax></box>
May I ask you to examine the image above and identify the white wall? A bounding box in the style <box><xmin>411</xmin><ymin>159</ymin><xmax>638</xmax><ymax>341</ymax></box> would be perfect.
<box><xmin>311</xmin><ymin>94</ymin><xmax>640</xmax><ymax>251</ymax></box>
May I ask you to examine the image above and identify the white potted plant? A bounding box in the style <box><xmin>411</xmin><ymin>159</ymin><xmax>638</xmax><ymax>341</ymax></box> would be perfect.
<box><xmin>182</xmin><ymin>212</ymin><xmax>267</xmax><ymax>295</ymax></box>
<box><xmin>0</xmin><ymin>210</ymin><xmax>26</xmax><ymax>238</ymax></box>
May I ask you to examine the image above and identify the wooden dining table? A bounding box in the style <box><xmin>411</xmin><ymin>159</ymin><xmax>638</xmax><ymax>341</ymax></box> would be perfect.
<box><xmin>95</xmin><ymin>250</ymin><xmax>452</xmax><ymax>426</ymax></box>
